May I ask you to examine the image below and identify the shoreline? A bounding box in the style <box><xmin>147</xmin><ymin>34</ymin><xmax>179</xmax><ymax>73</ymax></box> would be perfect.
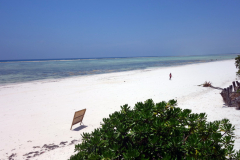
<box><xmin>0</xmin><ymin>59</ymin><xmax>240</xmax><ymax>159</ymax></box>
<box><xmin>0</xmin><ymin>59</ymin><xmax>235</xmax><ymax>88</ymax></box>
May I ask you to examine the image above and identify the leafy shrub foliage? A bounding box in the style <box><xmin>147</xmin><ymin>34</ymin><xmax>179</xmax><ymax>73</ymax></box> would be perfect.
<box><xmin>70</xmin><ymin>99</ymin><xmax>240</xmax><ymax>159</ymax></box>
<box><xmin>235</xmin><ymin>55</ymin><xmax>240</xmax><ymax>76</ymax></box>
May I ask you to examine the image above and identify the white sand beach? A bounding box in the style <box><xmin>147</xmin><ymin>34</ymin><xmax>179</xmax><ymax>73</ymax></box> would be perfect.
<box><xmin>1</xmin><ymin>59</ymin><xmax>240</xmax><ymax>160</ymax></box>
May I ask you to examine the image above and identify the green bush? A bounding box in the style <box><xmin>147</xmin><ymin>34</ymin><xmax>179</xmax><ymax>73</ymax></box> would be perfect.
<box><xmin>235</xmin><ymin>55</ymin><xmax>240</xmax><ymax>76</ymax></box>
<box><xmin>70</xmin><ymin>99</ymin><xmax>240</xmax><ymax>159</ymax></box>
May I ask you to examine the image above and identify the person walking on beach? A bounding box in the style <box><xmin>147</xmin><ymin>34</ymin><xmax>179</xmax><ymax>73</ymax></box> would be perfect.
<box><xmin>169</xmin><ymin>73</ymin><xmax>172</xmax><ymax>80</ymax></box>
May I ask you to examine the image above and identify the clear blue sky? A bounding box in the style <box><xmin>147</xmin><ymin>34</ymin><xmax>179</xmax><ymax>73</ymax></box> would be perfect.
<box><xmin>1</xmin><ymin>0</ymin><xmax>240</xmax><ymax>60</ymax></box>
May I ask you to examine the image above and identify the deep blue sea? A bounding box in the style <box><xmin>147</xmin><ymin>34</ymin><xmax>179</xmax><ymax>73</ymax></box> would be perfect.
<box><xmin>0</xmin><ymin>54</ymin><xmax>238</xmax><ymax>85</ymax></box>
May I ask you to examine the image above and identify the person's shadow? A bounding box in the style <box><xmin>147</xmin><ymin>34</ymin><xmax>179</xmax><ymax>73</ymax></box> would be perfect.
<box><xmin>72</xmin><ymin>125</ymin><xmax>88</xmax><ymax>131</ymax></box>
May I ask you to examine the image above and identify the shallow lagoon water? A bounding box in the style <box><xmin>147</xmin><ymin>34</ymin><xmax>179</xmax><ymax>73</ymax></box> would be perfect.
<box><xmin>0</xmin><ymin>54</ymin><xmax>237</xmax><ymax>85</ymax></box>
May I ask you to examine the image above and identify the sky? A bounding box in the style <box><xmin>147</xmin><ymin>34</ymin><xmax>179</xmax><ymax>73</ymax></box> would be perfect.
<box><xmin>0</xmin><ymin>0</ymin><xmax>240</xmax><ymax>60</ymax></box>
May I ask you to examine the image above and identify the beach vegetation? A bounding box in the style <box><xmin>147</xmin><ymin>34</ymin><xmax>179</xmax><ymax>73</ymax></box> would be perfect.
<box><xmin>235</xmin><ymin>55</ymin><xmax>240</xmax><ymax>76</ymax></box>
<box><xmin>198</xmin><ymin>81</ymin><xmax>212</xmax><ymax>87</ymax></box>
<box><xmin>202</xmin><ymin>81</ymin><xmax>212</xmax><ymax>87</ymax></box>
<box><xmin>70</xmin><ymin>99</ymin><xmax>240</xmax><ymax>160</ymax></box>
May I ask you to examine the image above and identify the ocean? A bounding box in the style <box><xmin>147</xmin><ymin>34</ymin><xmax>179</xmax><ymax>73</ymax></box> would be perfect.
<box><xmin>0</xmin><ymin>54</ymin><xmax>238</xmax><ymax>85</ymax></box>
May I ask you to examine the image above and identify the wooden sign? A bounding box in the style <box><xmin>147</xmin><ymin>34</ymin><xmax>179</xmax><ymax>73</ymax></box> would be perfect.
<box><xmin>70</xmin><ymin>109</ymin><xmax>86</xmax><ymax>130</ymax></box>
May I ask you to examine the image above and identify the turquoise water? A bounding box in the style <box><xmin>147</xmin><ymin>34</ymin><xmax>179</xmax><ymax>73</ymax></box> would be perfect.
<box><xmin>0</xmin><ymin>54</ymin><xmax>238</xmax><ymax>85</ymax></box>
